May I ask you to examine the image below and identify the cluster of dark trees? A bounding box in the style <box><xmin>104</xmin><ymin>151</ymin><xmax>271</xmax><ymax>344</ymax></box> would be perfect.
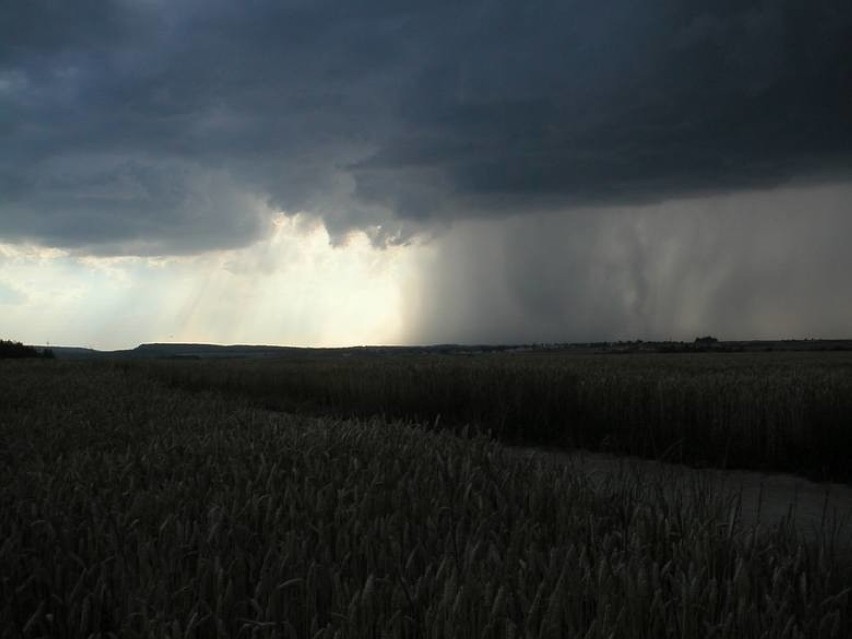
<box><xmin>0</xmin><ymin>340</ymin><xmax>54</xmax><ymax>359</ymax></box>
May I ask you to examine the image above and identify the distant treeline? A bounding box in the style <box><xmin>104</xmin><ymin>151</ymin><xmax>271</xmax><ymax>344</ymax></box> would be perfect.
<box><xmin>0</xmin><ymin>340</ymin><xmax>54</xmax><ymax>359</ymax></box>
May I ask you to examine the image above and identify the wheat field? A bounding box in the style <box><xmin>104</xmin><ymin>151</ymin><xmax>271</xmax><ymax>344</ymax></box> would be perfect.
<box><xmin>2</xmin><ymin>358</ymin><xmax>851</xmax><ymax>637</ymax></box>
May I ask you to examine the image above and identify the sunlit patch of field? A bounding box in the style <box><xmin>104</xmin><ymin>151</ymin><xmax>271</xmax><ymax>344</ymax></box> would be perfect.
<box><xmin>1</xmin><ymin>361</ymin><xmax>851</xmax><ymax>637</ymax></box>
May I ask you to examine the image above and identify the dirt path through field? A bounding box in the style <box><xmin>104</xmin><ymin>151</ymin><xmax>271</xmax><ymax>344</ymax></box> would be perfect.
<box><xmin>269</xmin><ymin>409</ymin><xmax>852</xmax><ymax>555</ymax></box>
<box><xmin>512</xmin><ymin>445</ymin><xmax>852</xmax><ymax>554</ymax></box>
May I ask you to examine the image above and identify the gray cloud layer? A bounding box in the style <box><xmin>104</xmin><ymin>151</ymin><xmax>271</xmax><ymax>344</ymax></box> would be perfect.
<box><xmin>1</xmin><ymin>0</ymin><xmax>851</xmax><ymax>254</ymax></box>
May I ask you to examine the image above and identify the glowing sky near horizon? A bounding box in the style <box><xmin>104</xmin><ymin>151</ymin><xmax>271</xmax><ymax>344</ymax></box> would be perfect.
<box><xmin>0</xmin><ymin>215</ymin><xmax>427</xmax><ymax>350</ymax></box>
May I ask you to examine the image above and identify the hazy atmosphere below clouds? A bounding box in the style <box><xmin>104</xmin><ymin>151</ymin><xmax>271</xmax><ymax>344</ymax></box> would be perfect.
<box><xmin>1</xmin><ymin>1</ymin><xmax>851</xmax><ymax>349</ymax></box>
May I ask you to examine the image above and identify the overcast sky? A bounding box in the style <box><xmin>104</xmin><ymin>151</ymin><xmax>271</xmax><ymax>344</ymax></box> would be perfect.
<box><xmin>2</xmin><ymin>0</ymin><xmax>851</xmax><ymax>348</ymax></box>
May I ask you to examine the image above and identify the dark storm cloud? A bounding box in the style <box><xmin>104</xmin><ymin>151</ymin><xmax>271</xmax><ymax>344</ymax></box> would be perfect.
<box><xmin>354</xmin><ymin>0</ymin><xmax>852</xmax><ymax>218</ymax></box>
<box><xmin>403</xmin><ymin>183</ymin><xmax>852</xmax><ymax>345</ymax></box>
<box><xmin>1</xmin><ymin>0</ymin><xmax>850</xmax><ymax>253</ymax></box>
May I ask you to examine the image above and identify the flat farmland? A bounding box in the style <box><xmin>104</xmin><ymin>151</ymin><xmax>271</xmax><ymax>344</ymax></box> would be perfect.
<box><xmin>2</xmin><ymin>354</ymin><xmax>851</xmax><ymax>637</ymax></box>
<box><xmin>150</xmin><ymin>350</ymin><xmax>852</xmax><ymax>482</ymax></box>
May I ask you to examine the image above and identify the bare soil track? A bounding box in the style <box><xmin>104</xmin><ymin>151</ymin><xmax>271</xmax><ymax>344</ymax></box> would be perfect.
<box><xmin>515</xmin><ymin>445</ymin><xmax>852</xmax><ymax>556</ymax></box>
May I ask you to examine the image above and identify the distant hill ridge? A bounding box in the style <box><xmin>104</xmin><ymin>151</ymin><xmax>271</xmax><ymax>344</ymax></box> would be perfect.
<box><xmin>21</xmin><ymin>338</ymin><xmax>852</xmax><ymax>360</ymax></box>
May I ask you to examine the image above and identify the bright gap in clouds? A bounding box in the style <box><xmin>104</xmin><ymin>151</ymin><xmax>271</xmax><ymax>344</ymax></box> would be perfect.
<box><xmin>0</xmin><ymin>215</ymin><xmax>425</xmax><ymax>350</ymax></box>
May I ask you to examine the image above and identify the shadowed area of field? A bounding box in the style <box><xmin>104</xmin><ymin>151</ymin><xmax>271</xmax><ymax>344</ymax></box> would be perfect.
<box><xmin>145</xmin><ymin>350</ymin><xmax>852</xmax><ymax>483</ymax></box>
